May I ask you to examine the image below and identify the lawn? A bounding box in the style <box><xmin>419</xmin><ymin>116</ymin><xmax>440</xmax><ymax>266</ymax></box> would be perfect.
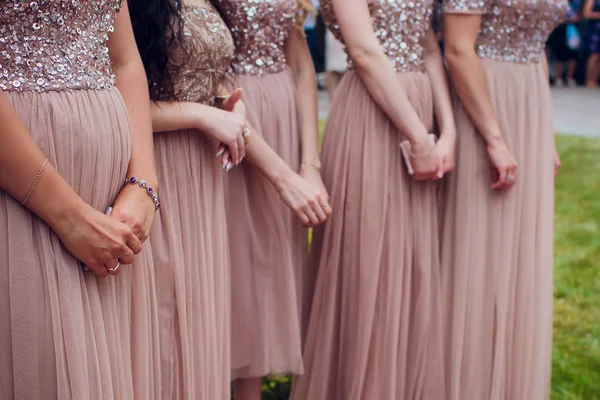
<box><xmin>262</xmin><ymin>135</ymin><xmax>600</xmax><ymax>400</ymax></box>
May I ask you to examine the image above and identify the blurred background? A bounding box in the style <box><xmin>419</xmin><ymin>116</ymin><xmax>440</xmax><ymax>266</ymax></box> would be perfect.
<box><xmin>259</xmin><ymin>2</ymin><xmax>600</xmax><ymax>399</ymax></box>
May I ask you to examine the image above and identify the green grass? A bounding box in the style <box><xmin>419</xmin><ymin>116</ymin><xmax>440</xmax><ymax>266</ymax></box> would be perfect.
<box><xmin>261</xmin><ymin>135</ymin><xmax>600</xmax><ymax>399</ymax></box>
<box><xmin>551</xmin><ymin>135</ymin><xmax>600</xmax><ymax>400</ymax></box>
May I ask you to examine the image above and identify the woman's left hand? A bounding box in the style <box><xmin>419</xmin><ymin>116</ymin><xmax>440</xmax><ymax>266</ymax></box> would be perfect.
<box><xmin>435</xmin><ymin>134</ymin><xmax>456</xmax><ymax>178</ymax></box>
<box><xmin>300</xmin><ymin>162</ymin><xmax>329</xmax><ymax>203</ymax></box>
<box><xmin>110</xmin><ymin>182</ymin><xmax>157</xmax><ymax>244</ymax></box>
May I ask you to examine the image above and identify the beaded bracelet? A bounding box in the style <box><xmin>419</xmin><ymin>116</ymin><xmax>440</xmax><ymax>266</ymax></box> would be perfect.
<box><xmin>123</xmin><ymin>177</ymin><xmax>160</xmax><ymax>210</ymax></box>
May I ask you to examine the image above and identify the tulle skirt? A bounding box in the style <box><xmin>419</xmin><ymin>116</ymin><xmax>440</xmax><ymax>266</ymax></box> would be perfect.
<box><xmin>439</xmin><ymin>59</ymin><xmax>555</xmax><ymax>400</ymax></box>
<box><xmin>150</xmin><ymin>129</ymin><xmax>231</xmax><ymax>398</ymax></box>
<box><xmin>292</xmin><ymin>70</ymin><xmax>445</xmax><ymax>400</ymax></box>
<box><xmin>224</xmin><ymin>67</ymin><xmax>305</xmax><ymax>378</ymax></box>
<box><xmin>0</xmin><ymin>88</ymin><xmax>160</xmax><ymax>399</ymax></box>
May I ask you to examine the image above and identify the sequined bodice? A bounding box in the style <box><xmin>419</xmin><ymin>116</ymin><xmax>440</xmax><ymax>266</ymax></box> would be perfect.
<box><xmin>213</xmin><ymin>0</ymin><xmax>296</xmax><ymax>76</ymax></box>
<box><xmin>0</xmin><ymin>0</ymin><xmax>122</xmax><ymax>92</ymax></box>
<box><xmin>444</xmin><ymin>0</ymin><xmax>567</xmax><ymax>63</ymax></box>
<box><xmin>319</xmin><ymin>0</ymin><xmax>433</xmax><ymax>73</ymax></box>
<box><xmin>152</xmin><ymin>2</ymin><xmax>234</xmax><ymax>104</ymax></box>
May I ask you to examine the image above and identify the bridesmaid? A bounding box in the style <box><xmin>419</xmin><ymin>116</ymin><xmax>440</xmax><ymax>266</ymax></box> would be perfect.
<box><xmin>0</xmin><ymin>1</ymin><xmax>160</xmax><ymax>399</ymax></box>
<box><xmin>211</xmin><ymin>0</ymin><xmax>331</xmax><ymax>398</ymax></box>
<box><xmin>440</xmin><ymin>0</ymin><xmax>565</xmax><ymax>398</ymax></box>
<box><xmin>128</xmin><ymin>0</ymin><xmax>330</xmax><ymax>397</ymax></box>
<box><xmin>291</xmin><ymin>0</ymin><xmax>456</xmax><ymax>398</ymax></box>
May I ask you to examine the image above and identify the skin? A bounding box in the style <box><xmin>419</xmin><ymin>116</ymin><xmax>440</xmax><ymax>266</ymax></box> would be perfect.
<box><xmin>0</xmin><ymin>1</ymin><xmax>155</xmax><ymax>278</ymax></box>
<box><xmin>332</xmin><ymin>0</ymin><xmax>444</xmax><ymax>180</ymax></box>
<box><xmin>444</xmin><ymin>13</ymin><xmax>519</xmax><ymax>190</ymax></box>
<box><xmin>422</xmin><ymin>29</ymin><xmax>457</xmax><ymax>175</ymax></box>
<box><xmin>284</xmin><ymin>27</ymin><xmax>329</xmax><ymax>198</ymax></box>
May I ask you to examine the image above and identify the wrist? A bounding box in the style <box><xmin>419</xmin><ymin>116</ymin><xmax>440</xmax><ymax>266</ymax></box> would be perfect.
<box><xmin>300</xmin><ymin>159</ymin><xmax>322</xmax><ymax>171</ymax></box>
<box><xmin>268</xmin><ymin>162</ymin><xmax>294</xmax><ymax>193</ymax></box>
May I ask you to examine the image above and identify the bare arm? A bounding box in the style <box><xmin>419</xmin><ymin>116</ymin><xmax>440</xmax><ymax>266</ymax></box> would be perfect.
<box><xmin>583</xmin><ymin>0</ymin><xmax>600</xmax><ymax>19</ymax></box>
<box><xmin>0</xmin><ymin>93</ymin><xmax>85</xmax><ymax>226</ymax></box>
<box><xmin>332</xmin><ymin>0</ymin><xmax>430</xmax><ymax>145</ymax></box>
<box><xmin>109</xmin><ymin>1</ymin><xmax>157</xmax><ymax>189</ymax></box>
<box><xmin>422</xmin><ymin>29</ymin><xmax>455</xmax><ymax>139</ymax></box>
<box><xmin>284</xmin><ymin>28</ymin><xmax>321</xmax><ymax>169</ymax></box>
<box><xmin>444</xmin><ymin>13</ymin><xmax>504</xmax><ymax>146</ymax></box>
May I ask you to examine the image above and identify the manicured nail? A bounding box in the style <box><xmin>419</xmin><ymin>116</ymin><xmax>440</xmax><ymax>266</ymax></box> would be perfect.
<box><xmin>216</xmin><ymin>148</ymin><xmax>225</xmax><ymax>157</ymax></box>
<box><xmin>226</xmin><ymin>161</ymin><xmax>234</xmax><ymax>171</ymax></box>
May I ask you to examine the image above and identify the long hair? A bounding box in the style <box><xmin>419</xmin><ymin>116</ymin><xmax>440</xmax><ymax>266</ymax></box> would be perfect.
<box><xmin>128</xmin><ymin>0</ymin><xmax>184</xmax><ymax>98</ymax></box>
<box><xmin>295</xmin><ymin>0</ymin><xmax>317</xmax><ymax>29</ymax></box>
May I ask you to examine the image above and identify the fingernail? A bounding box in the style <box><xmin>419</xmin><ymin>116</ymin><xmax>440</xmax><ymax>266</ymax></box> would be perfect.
<box><xmin>226</xmin><ymin>161</ymin><xmax>234</xmax><ymax>172</ymax></box>
<box><xmin>216</xmin><ymin>148</ymin><xmax>225</xmax><ymax>157</ymax></box>
<box><xmin>105</xmin><ymin>207</ymin><xmax>112</xmax><ymax>216</ymax></box>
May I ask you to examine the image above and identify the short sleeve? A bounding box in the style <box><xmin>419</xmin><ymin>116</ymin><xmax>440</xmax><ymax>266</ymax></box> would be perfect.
<box><xmin>443</xmin><ymin>0</ymin><xmax>490</xmax><ymax>14</ymax></box>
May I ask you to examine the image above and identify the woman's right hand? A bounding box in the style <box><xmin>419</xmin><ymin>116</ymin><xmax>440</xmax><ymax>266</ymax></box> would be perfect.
<box><xmin>410</xmin><ymin>136</ymin><xmax>442</xmax><ymax>180</ymax></box>
<box><xmin>200</xmin><ymin>107</ymin><xmax>246</xmax><ymax>166</ymax></box>
<box><xmin>486</xmin><ymin>139</ymin><xmax>518</xmax><ymax>191</ymax></box>
<box><xmin>274</xmin><ymin>170</ymin><xmax>332</xmax><ymax>227</ymax></box>
<box><xmin>52</xmin><ymin>202</ymin><xmax>142</xmax><ymax>278</ymax></box>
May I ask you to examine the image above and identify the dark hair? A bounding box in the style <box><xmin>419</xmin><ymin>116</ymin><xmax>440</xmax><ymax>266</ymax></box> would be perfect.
<box><xmin>128</xmin><ymin>0</ymin><xmax>184</xmax><ymax>98</ymax></box>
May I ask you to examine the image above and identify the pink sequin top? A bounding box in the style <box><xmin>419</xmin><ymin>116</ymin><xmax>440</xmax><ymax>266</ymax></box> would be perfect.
<box><xmin>444</xmin><ymin>0</ymin><xmax>568</xmax><ymax>63</ymax></box>
<box><xmin>319</xmin><ymin>0</ymin><xmax>434</xmax><ymax>73</ymax></box>
<box><xmin>0</xmin><ymin>0</ymin><xmax>123</xmax><ymax>92</ymax></box>
<box><xmin>151</xmin><ymin>2</ymin><xmax>234</xmax><ymax>104</ymax></box>
<box><xmin>212</xmin><ymin>0</ymin><xmax>297</xmax><ymax>76</ymax></box>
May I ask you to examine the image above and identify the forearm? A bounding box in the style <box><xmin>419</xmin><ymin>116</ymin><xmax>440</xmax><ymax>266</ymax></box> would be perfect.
<box><xmin>352</xmin><ymin>48</ymin><xmax>429</xmax><ymax>143</ymax></box>
<box><xmin>0</xmin><ymin>92</ymin><xmax>84</xmax><ymax>228</ymax></box>
<box><xmin>114</xmin><ymin>61</ymin><xmax>158</xmax><ymax>187</ymax></box>
<box><xmin>151</xmin><ymin>100</ymin><xmax>217</xmax><ymax>134</ymax></box>
<box><xmin>423</xmin><ymin>31</ymin><xmax>456</xmax><ymax>139</ymax></box>
<box><xmin>245</xmin><ymin>126</ymin><xmax>293</xmax><ymax>188</ymax></box>
<box><xmin>445</xmin><ymin>46</ymin><xmax>503</xmax><ymax>145</ymax></box>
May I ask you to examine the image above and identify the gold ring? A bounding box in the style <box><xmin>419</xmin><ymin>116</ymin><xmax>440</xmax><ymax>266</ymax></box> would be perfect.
<box><xmin>242</xmin><ymin>127</ymin><xmax>252</xmax><ymax>144</ymax></box>
<box><xmin>107</xmin><ymin>262</ymin><xmax>120</xmax><ymax>273</ymax></box>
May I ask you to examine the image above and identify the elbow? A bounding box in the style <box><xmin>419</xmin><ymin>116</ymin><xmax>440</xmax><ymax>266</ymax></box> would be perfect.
<box><xmin>444</xmin><ymin>42</ymin><xmax>476</xmax><ymax>69</ymax></box>
<box><xmin>347</xmin><ymin>45</ymin><xmax>379</xmax><ymax>72</ymax></box>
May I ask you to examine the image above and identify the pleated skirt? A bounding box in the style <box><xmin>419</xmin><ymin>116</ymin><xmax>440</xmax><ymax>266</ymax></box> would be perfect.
<box><xmin>439</xmin><ymin>59</ymin><xmax>555</xmax><ymax>400</ymax></box>
<box><xmin>223</xmin><ymin>67</ymin><xmax>306</xmax><ymax>379</ymax></box>
<box><xmin>0</xmin><ymin>88</ymin><xmax>160</xmax><ymax>400</ymax></box>
<box><xmin>150</xmin><ymin>129</ymin><xmax>231</xmax><ymax>398</ymax></box>
<box><xmin>291</xmin><ymin>70</ymin><xmax>445</xmax><ymax>400</ymax></box>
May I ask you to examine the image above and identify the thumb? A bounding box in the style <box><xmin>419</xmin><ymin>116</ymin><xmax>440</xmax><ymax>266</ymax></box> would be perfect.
<box><xmin>222</xmin><ymin>88</ymin><xmax>243</xmax><ymax>111</ymax></box>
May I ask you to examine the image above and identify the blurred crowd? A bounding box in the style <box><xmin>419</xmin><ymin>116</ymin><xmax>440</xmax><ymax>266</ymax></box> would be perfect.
<box><xmin>305</xmin><ymin>0</ymin><xmax>600</xmax><ymax>90</ymax></box>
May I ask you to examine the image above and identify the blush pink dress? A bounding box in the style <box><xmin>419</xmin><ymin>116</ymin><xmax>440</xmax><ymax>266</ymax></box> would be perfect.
<box><xmin>148</xmin><ymin>2</ymin><xmax>234</xmax><ymax>398</ymax></box>
<box><xmin>440</xmin><ymin>0</ymin><xmax>566</xmax><ymax>398</ymax></box>
<box><xmin>212</xmin><ymin>0</ymin><xmax>305</xmax><ymax>379</ymax></box>
<box><xmin>0</xmin><ymin>1</ymin><xmax>160</xmax><ymax>399</ymax></box>
<box><xmin>291</xmin><ymin>0</ymin><xmax>446</xmax><ymax>399</ymax></box>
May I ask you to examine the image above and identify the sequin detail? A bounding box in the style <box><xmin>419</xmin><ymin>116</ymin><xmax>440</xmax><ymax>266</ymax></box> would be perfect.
<box><xmin>151</xmin><ymin>2</ymin><xmax>234</xmax><ymax>104</ymax></box>
<box><xmin>444</xmin><ymin>0</ymin><xmax>568</xmax><ymax>63</ymax></box>
<box><xmin>0</xmin><ymin>0</ymin><xmax>123</xmax><ymax>93</ymax></box>
<box><xmin>320</xmin><ymin>0</ymin><xmax>433</xmax><ymax>73</ymax></box>
<box><xmin>213</xmin><ymin>0</ymin><xmax>296</xmax><ymax>76</ymax></box>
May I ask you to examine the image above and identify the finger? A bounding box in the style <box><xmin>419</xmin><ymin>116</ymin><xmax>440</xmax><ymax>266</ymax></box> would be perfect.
<box><xmin>320</xmin><ymin>197</ymin><xmax>332</xmax><ymax>216</ymax></box>
<box><xmin>312</xmin><ymin>201</ymin><xmax>328</xmax><ymax>224</ymax></box>
<box><xmin>124</xmin><ymin>229</ymin><xmax>142</xmax><ymax>254</ymax></box>
<box><xmin>229</xmin><ymin>139</ymin><xmax>240</xmax><ymax>166</ymax></box>
<box><xmin>216</xmin><ymin>143</ymin><xmax>226</xmax><ymax>157</ymax></box>
<box><xmin>304</xmin><ymin>205</ymin><xmax>320</xmax><ymax>227</ymax></box>
<box><xmin>119</xmin><ymin>248</ymin><xmax>136</xmax><ymax>265</ymax></box>
<box><xmin>491</xmin><ymin>167</ymin><xmax>507</xmax><ymax>190</ymax></box>
<box><xmin>105</xmin><ymin>259</ymin><xmax>121</xmax><ymax>276</ymax></box>
<box><xmin>294</xmin><ymin>208</ymin><xmax>311</xmax><ymax>226</ymax></box>
<box><xmin>236</xmin><ymin>134</ymin><xmax>246</xmax><ymax>165</ymax></box>
<box><xmin>88</xmin><ymin>263</ymin><xmax>109</xmax><ymax>278</ymax></box>
<box><xmin>221</xmin><ymin>149</ymin><xmax>231</xmax><ymax>167</ymax></box>
<box><xmin>222</xmin><ymin>88</ymin><xmax>243</xmax><ymax>111</ymax></box>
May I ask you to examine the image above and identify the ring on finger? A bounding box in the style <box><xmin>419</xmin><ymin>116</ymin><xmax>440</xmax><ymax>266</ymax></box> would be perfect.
<box><xmin>242</xmin><ymin>126</ymin><xmax>252</xmax><ymax>144</ymax></box>
<box><xmin>106</xmin><ymin>262</ymin><xmax>120</xmax><ymax>273</ymax></box>
<box><xmin>507</xmin><ymin>174</ymin><xmax>515</xmax><ymax>182</ymax></box>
